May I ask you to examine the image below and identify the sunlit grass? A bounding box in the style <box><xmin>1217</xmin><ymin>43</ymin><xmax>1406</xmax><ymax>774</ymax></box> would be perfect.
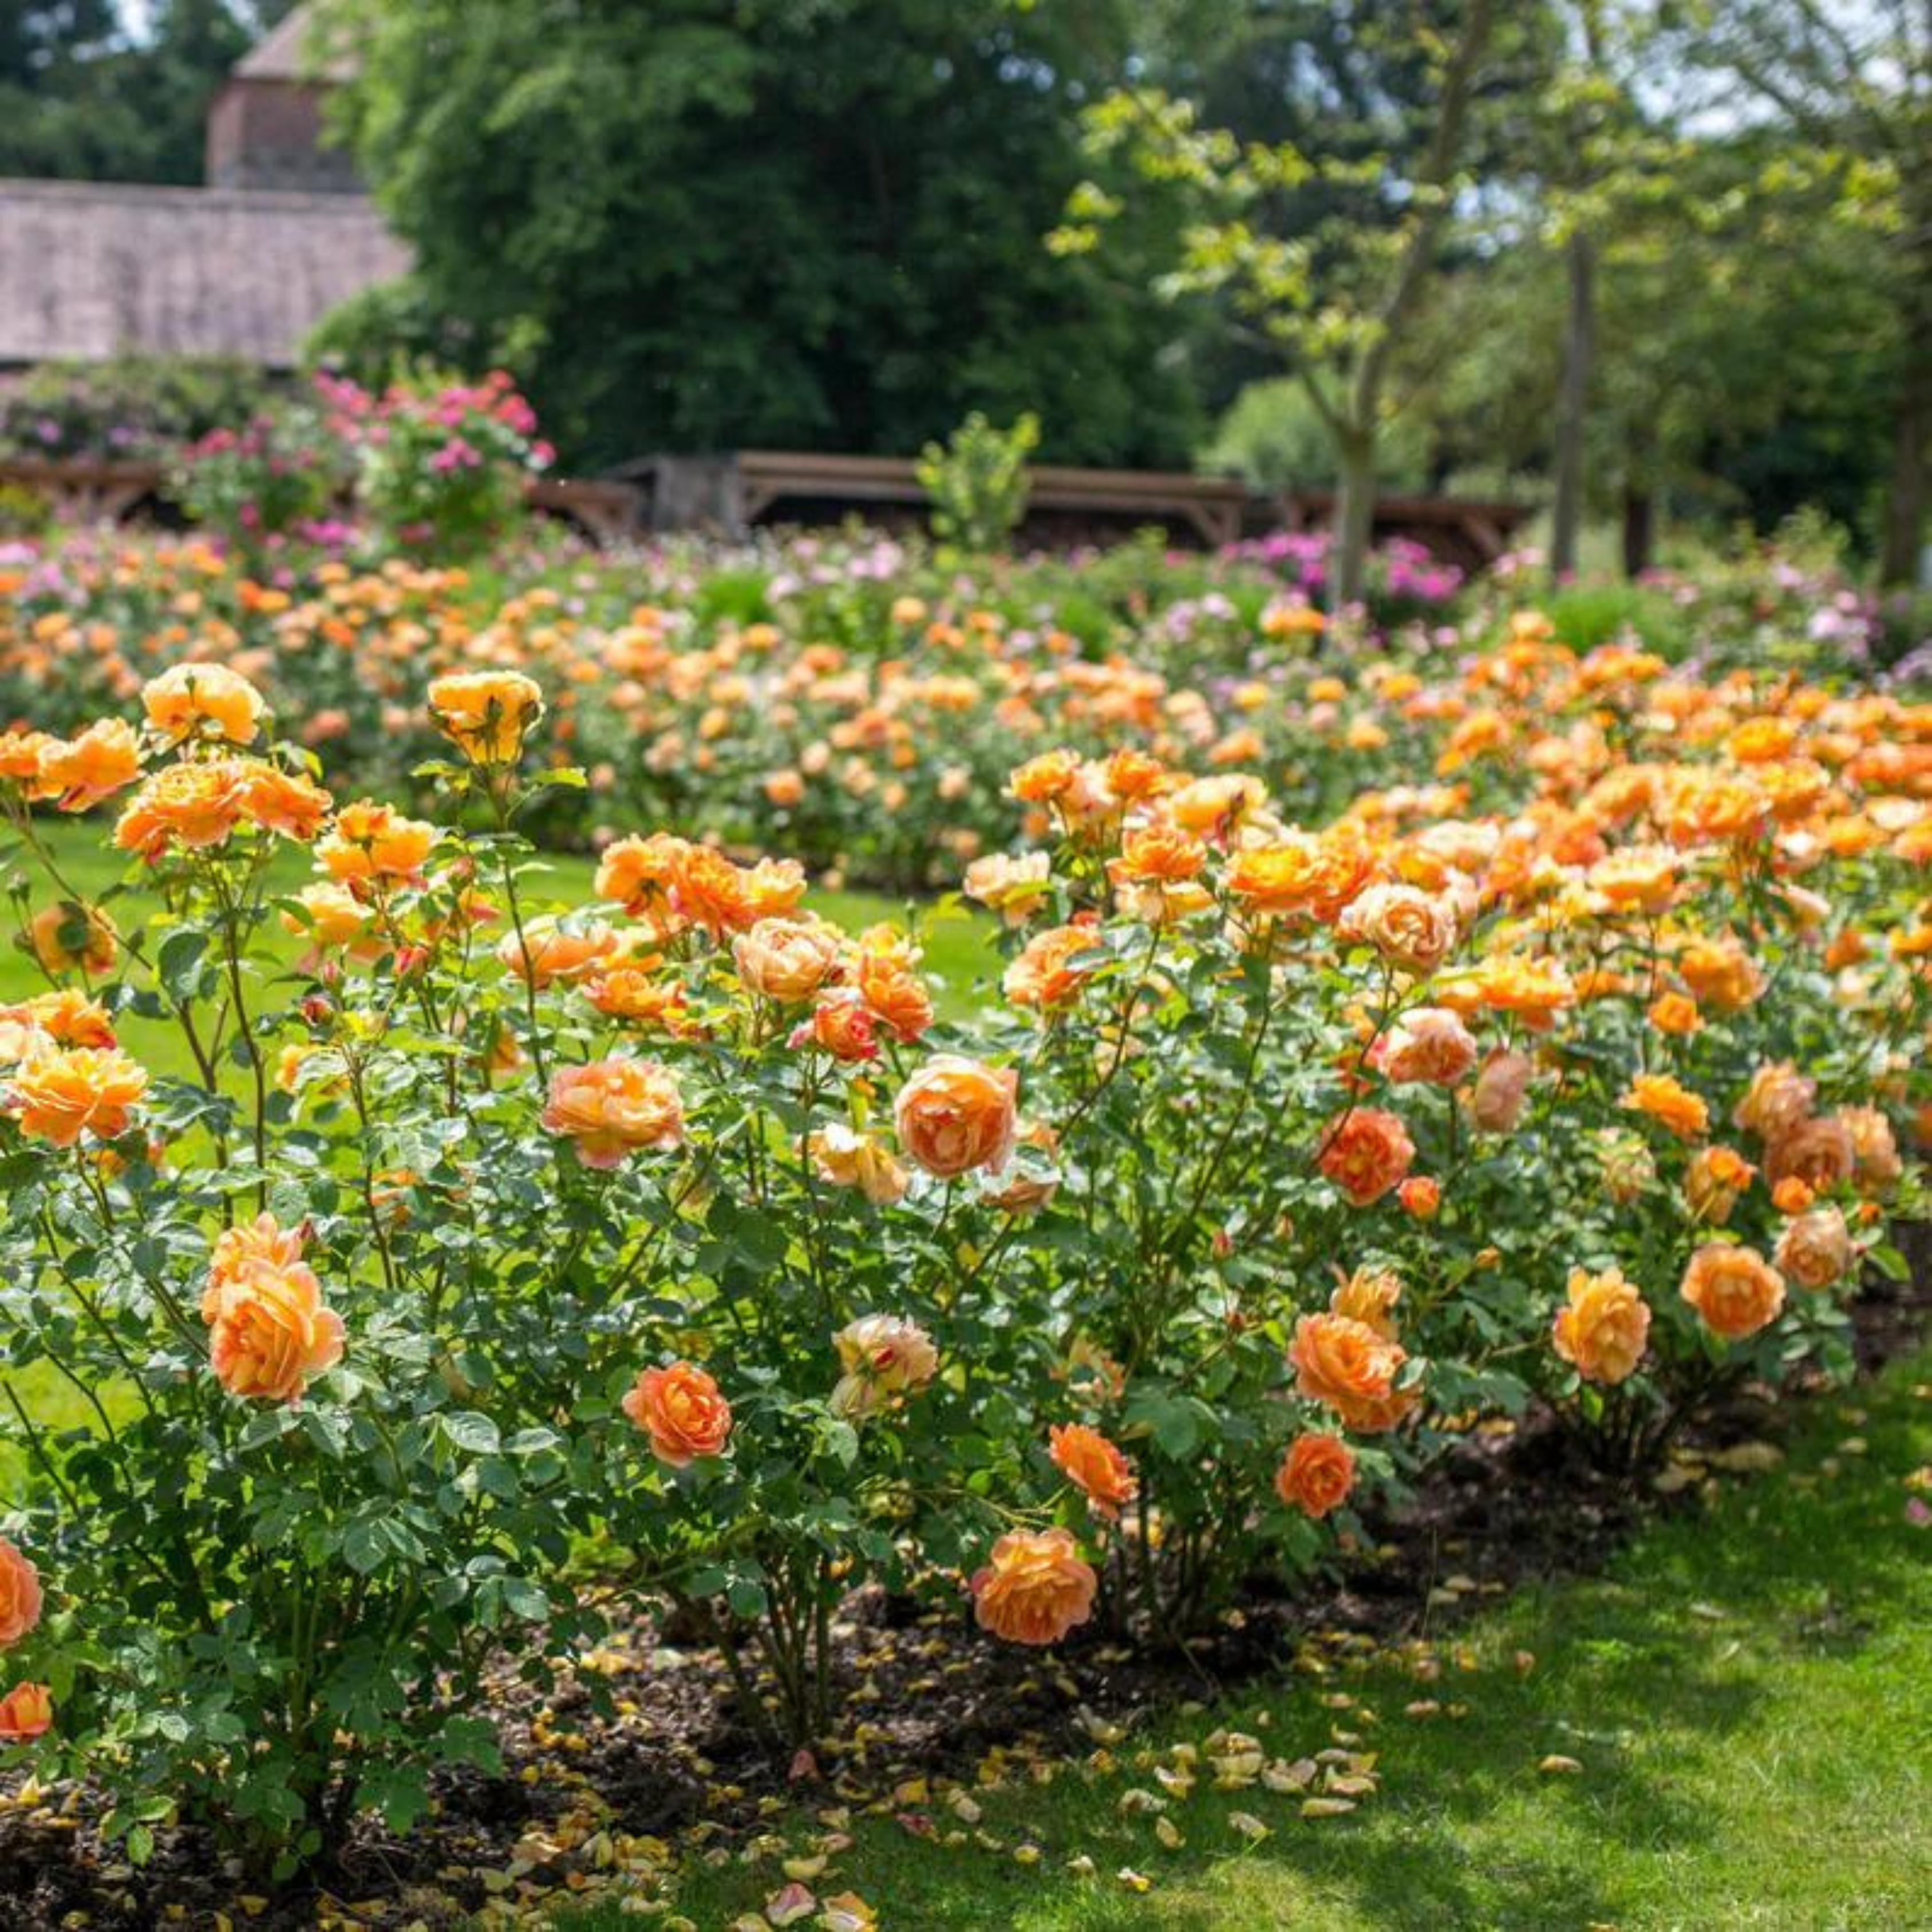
<box><xmin>562</xmin><ymin>1341</ymin><xmax>1932</xmax><ymax>1932</ymax></box>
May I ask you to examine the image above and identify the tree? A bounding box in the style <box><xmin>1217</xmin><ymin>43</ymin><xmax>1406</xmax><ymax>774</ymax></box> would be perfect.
<box><xmin>0</xmin><ymin>1</ymin><xmax>286</xmax><ymax>184</ymax></box>
<box><xmin>318</xmin><ymin>0</ymin><xmax>1204</xmax><ymax>472</ymax></box>
<box><xmin>1052</xmin><ymin>0</ymin><xmax>1518</xmax><ymax>603</ymax></box>
<box><xmin>1662</xmin><ymin>1</ymin><xmax>1931</xmax><ymax>584</ymax></box>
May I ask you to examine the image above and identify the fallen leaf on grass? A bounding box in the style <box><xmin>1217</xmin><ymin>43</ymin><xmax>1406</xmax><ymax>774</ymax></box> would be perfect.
<box><xmin>1539</xmin><ymin>1755</ymin><xmax>1584</xmax><ymax>1775</ymax></box>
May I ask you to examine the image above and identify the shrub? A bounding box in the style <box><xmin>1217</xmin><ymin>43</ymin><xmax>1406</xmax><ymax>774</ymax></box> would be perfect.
<box><xmin>0</xmin><ymin>615</ymin><xmax>1918</xmax><ymax>1892</ymax></box>
<box><xmin>0</xmin><ymin>355</ymin><xmax>271</xmax><ymax>464</ymax></box>
<box><xmin>918</xmin><ymin>411</ymin><xmax>1041</xmax><ymax>553</ymax></box>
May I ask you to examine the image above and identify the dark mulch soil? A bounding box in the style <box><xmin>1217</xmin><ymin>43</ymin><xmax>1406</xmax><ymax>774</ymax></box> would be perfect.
<box><xmin>3</xmin><ymin>1251</ymin><xmax>1927</xmax><ymax>1930</ymax></box>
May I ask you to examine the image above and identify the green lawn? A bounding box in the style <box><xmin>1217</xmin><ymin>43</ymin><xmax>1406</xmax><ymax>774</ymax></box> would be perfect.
<box><xmin>565</xmin><ymin>1341</ymin><xmax>1932</xmax><ymax>1932</ymax></box>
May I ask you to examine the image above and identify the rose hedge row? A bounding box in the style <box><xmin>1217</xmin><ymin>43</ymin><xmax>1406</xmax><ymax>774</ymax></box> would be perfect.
<box><xmin>0</xmin><ymin>627</ymin><xmax>1922</xmax><ymax>1880</ymax></box>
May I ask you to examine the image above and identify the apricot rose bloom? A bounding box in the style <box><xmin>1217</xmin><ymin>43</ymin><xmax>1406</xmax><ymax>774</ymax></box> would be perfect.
<box><xmin>1274</xmin><ymin>1433</ymin><xmax>1357</xmax><ymax>1519</ymax></box>
<box><xmin>1330</xmin><ymin>1265</ymin><xmax>1402</xmax><ymax>1340</ymax></box>
<box><xmin>1550</xmin><ymin>1266</ymin><xmax>1650</xmax><ymax>1385</ymax></box>
<box><xmin>542</xmin><ymin>1057</ymin><xmax>686</xmax><ymax>1168</ymax></box>
<box><xmin>1773</xmin><ymin>1206</ymin><xmax>1854</xmax><ymax>1291</ymax></box>
<box><xmin>203</xmin><ymin>1211</ymin><xmax>306</xmax><ymax>1321</ymax></box>
<box><xmin>1336</xmin><ymin>882</ymin><xmax>1459</xmax><ymax>974</ymax></box>
<box><xmin>38</xmin><ymin>718</ymin><xmax>141</xmax><ymax>811</ymax></box>
<box><xmin>1621</xmin><ymin>1072</ymin><xmax>1709</xmax><ymax>1140</ymax></box>
<box><xmin>1371</xmin><ymin>1008</ymin><xmax>1476</xmax><ymax>1087</ymax></box>
<box><xmin>1048</xmin><ymin>1423</ymin><xmax>1138</xmax><ymax>1522</ymax></box>
<box><xmin>969</xmin><ymin>1528</ymin><xmax>1099</xmax><ymax>1646</ymax></box>
<box><xmin>622</xmin><ymin>1361</ymin><xmax>733</xmax><ymax>1467</ymax></box>
<box><xmin>0</xmin><ymin>1538</ymin><xmax>42</xmax><ymax>1649</ymax></box>
<box><xmin>807</xmin><ymin>1124</ymin><xmax>910</xmax><ymax>1205</ymax></box>
<box><xmin>1289</xmin><ymin>1312</ymin><xmax>1416</xmax><ymax>1432</ymax></box>
<box><xmin>10</xmin><ymin>1046</ymin><xmax>148</xmax><ymax>1146</ymax></box>
<box><xmin>318</xmin><ymin>800</ymin><xmax>439</xmax><ymax>884</ymax></box>
<box><xmin>893</xmin><ymin>1054</ymin><xmax>1018</xmax><ymax>1178</ymax></box>
<box><xmin>734</xmin><ymin>914</ymin><xmax>844</xmax><ymax>1002</ymax></box>
<box><xmin>1317</xmin><ymin>1107</ymin><xmax>1415</xmax><ymax>1207</ymax></box>
<box><xmin>1732</xmin><ymin>1061</ymin><xmax>1817</xmax><ymax>1142</ymax></box>
<box><xmin>0</xmin><ymin>1681</ymin><xmax>52</xmax><ymax>1741</ymax></box>
<box><xmin>1680</xmin><ymin>1242</ymin><xmax>1787</xmax><ymax>1340</ymax></box>
<box><xmin>141</xmin><ymin>662</ymin><xmax>265</xmax><ymax>745</ymax></box>
<box><xmin>208</xmin><ymin>1260</ymin><xmax>346</xmax><ymax>1402</ymax></box>
<box><xmin>1469</xmin><ymin>1049</ymin><xmax>1532</xmax><ymax>1132</ymax></box>
<box><xmin>427</xmin><ymin>670</ymin><xmax>544</xmax><ymax>764</ymax></box>
<box><xmin>830</xmin><ymin>1314</ymin><xmax>938</xmax><ymax>1417</ymax></box>
<box><xmin>26</xmin><ymin>900</ymin><xmax>118</xmax><ymax>975</ymax></box>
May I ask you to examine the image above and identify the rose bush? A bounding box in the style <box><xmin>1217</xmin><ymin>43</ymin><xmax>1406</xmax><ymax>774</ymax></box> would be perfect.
<box><xmin>0</xmin><ymin>588</ymin><xmax>1921</xmax><ymax>1887</ymax></box>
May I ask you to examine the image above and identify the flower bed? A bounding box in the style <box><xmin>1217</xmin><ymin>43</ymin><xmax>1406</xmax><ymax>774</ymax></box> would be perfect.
<box><xmin>0</xmin><ymin>589</ymin><xmax>1923</xmax><ymax>1907</ymax></box>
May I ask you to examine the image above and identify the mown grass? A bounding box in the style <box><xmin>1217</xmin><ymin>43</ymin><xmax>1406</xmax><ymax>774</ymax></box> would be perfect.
<box><xmin>562</xmin><ymin>1340</ymin><xmax>1932</xmax><ymax>1932</ymax></box>
<box><xmin>0</xmin><ymin>819</ymin><xmax>999</xmax><ymax>1487</ymax></box>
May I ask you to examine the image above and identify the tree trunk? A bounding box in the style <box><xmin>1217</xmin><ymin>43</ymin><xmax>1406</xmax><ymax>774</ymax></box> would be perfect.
<box><xmin>1621</xmin><ymin>488</ymin><xmax>1654</xmax><ymax>579</ymax></box>
<box><xmin>1332</xmin><ymin>428</ymin><xmax>1377</xmax><ymax>609</ymax></box>
<box><xmin>1878</xmin><ymin>273</ymin><xmax>1930</xmax><ymax>587</ymax></box>
<box><xmin>1550</xmin><ymin>230</ymin><xmax>1596</xmax><ymax>583</ymax></box>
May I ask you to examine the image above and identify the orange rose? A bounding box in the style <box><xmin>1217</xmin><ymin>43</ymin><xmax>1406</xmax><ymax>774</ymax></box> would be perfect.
<box><xmin>208</xmin><ymin>1259</ymin><xmax>345</xmax><ymax>1402</ymax></box>
<box><xmin>1621</xmin><ymin>1073</ymin><xmax>1709</xmax><ymax>1140</ymax></box>
<box><xmin>38</xmin><ymin>719</ymin><xmax>141</xmax><ymax>811</ymax></box>
<box><xmin>318</xmin><ymin>799</ymin><xmax>439</xmax><ymax>884</ymax></box>
<box><xmin>1398</xmin><ymin>1175</ymin><xmax>1441</xmax><ymax>1218</ymax></box>
<box><xmin>1049</xmin><ymin>1423</ymin><xmax>1137</xmax><ymax>1522</ymax></box>
<box><xmin>962</xmin><ymin>851</ymin><xmax>1054</xmax><ymax>926</ymax></box>
<box><xmin>26</xmin><ymin>900</ymin><xmax>118</xmax><ymax>975</ymax></box>
<box><xmin>1839</xmin><ymin>1105</ymin><xmax>1902</xmax><ymax>1196</ymax></box>
<box><xmin>1675</xmin><ymin>933</ymin><xmax>1764</xmax><ymax>1013</ymax></box>
<box><xmin>281</xmin><ymin>882</ymin><xmax>384</xmax><ymax>969</ymax></box>
<box><xmin>1274</xmin><ymin>1433</ymin><xmax>1357</xmax><ymax>1518</ymax></box>
<box><xmin>1680</xmin><ymin>1242</ymin><xmax>1786</xmax><ymax>1340</ymax></box>
<box><xmin>733</xmin><ymin>915</ymin><xmax>844</xmax><ymax>1003</ymax></box>
<box><xmin>1317</xmin><ymin>1108</ymin><xmax>1415</xmax><ymax>1207</ymax></box>
<box><xmin>497</xmin><ymin>916</ymin><xmax>622</xmax><ymax>987</ymax></box>
<box><xmin>596</xmin><ymin>832</ymin><xmax>690</xmax><ymax>927</ymax></box>
<box><xmin>830</xmin><ymin>1313</ymin><xmax>938</xmax><ymax>1417</ymax></box>
<box><xmin>1765</xmin><ymin>1115</ymin><xmax>1855</xmax><ymax>1192</ymax></box>
<box><xmin>141</xmin><ymin>662</ymin><xmax>265</xmax><ymax>745</ymax></box>
<box><xmin>622</xmin><ymin>1361</ymin><xmax>733</xmax><ymax>1466</ymax></box>
<box><xmin>542</xmin><ymin>1058</ymin><xmax>685</xmax><ymax>1168</ymax></box>
<box><xmin>981</xmin><ymin>1119</ymin><xmax>1061</xmax><ymax>1214</ymax></box>
<box><xmin>1112</xmin><ymin>823</ymin><xmax>1206</xmax><ymax>886</ymax></box>
<box><xmin>1551</xmin><ymin>1266</ymin><xmax>1650</xmax><ymax>1385</ymax></box>
<box><xmin>586</xmin><ymin>965</ymin><xmax>698</xmax><ymax>1037</ymax></box>
<box><xmin>856</xmin><ymin>954</ymin><xmax>934</xmax><ymax>1042</ymax></box>
<box><xmin>796</xmin><ymin>988</ymin><xmax>880</xmax><ymax>1062</ymax></box>
<box><xmin>807</xmin><ymin>1124</ymin><xmax>910</xmax><ymax>1205</ymax></box>
<box><xmin>113</xmin><ymin>760</ymin><xmax>244</xmax><ymax>859</ymax></box>
<box><xmin>1773</xmin><ymin>1206</ymin><xmax>1853</xmax><ymax>1290</ymax></box>
<box><xmin>203</xmin><ymin>1211</ymin><xmax>306</xmax><ymax>1322</ymax></box>
<box><xmin>1336</xmin><ymin>882</ymin><xmax>1459</xmax><ymax>974</ymax></box>
<box><xmin>1289</xmin><ymin>1312</ymin><xmax>1416</xmax><ymax>1432</ymax></box>
<box><xmin>1372</xmin><ymin>1008</ymin><xmax>1476</xmax><ymax>1087</ymax></box>
<box><xmin>427</xmin><ymin>670</ymin><xmax>544</xmax><ymax>764</ymax></box>
<box><xmin>969</xmin><ymin>1528</ymin><xmax>1098</xmax><ymax>1646</ymax></box>
<box><xmin>1468</xmin><ymin>1049</ymin><xmax>1532</xmax><ymax>1132</ymax></box>
<box><xmin>0</xmin><ymin>1681</ymin><xmax>52</xmax><ymax>1741</ymax></box>
<box><xmin>1685</xmin><ymin>1145</ymin><xmax>1756</xmax><ymax>1224</ymax></box>
<box><xmin>1003</xmin><ymin>922</ymin><xmax>1100</xmax><ymax>1012</ymax></box>
<box><xmin>1732</xmin><ymin>1062</ymin><xmax>1818</xmax><ymax>1142</ymax></box>
<box><xmin>10</xmin><ymin>1046</ymin><xmax>148</xmax><ymax>1145</ymax></box>
<box><xmin>1330</xmin><ymin>1265</ymin><xmax>1402</xmax><ymax>1340</ymax></box>
<box><xmin>1771</xmin><ymin>1175</ymin><xmax>1816</xmax><ymax>1216</ymax></box>
<box><xmin>236</xmin><ymin>762</ymin><xmax>333</xmax><ymax>841</ymax></box>
<box><xmin>894</xmin><ymin>1055</ymin><xmax>1018</xmax><ymax>1178</ymax></box>
<box><xmin>11</xmin><ymin>990</ymin><xmax>114</xmax><ymax>1049</ymax></box>
<box><xmin>0</xmin><ymin>1539</ymin><xmax>42</xmax><ymax>1649</ymax></box>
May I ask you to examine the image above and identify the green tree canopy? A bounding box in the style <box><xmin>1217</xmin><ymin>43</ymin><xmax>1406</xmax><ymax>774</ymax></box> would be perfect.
<box><xmin>319</xmin><ymin>0</ymin><xmax>1206</xmax><ymax>472</ymax></box>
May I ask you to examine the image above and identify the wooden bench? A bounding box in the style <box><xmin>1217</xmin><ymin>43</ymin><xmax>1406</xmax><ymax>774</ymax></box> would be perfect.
<box><xmin>624</xmin><ymin>451</ymin><xmax>1251</xmax><ymax>549</ymax></box>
